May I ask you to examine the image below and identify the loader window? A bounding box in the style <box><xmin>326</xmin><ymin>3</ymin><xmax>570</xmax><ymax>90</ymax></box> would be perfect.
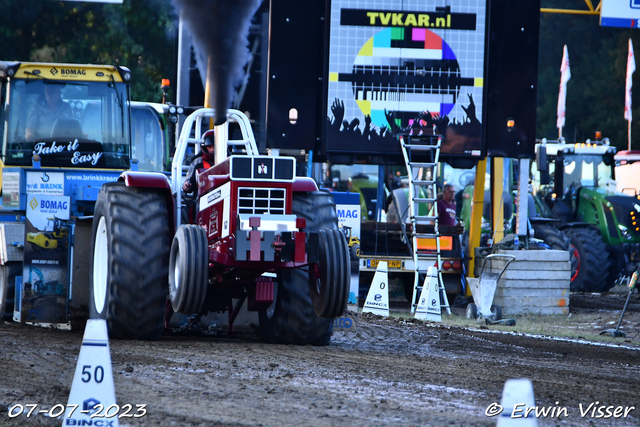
<box><xmin>531</xmin><ymin>157</ymin><xmax>555</xmax><ymax>197</ymax></box>
<box><xmin>130</xmin><ymin>104</ymin><xmax>164</xmax><ymax>172</ymax></box>
<box><xmin>0</xmin><ymin>81</ymin><xmax>6</xmax><ymax>148</ymax></box>
<box><xmin>3</xmin><ymin>78</ymin><xmax>130</xmax><ymax>168</ymax></box>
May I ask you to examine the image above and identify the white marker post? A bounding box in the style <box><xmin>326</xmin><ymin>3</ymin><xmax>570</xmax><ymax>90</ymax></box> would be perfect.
<box><xmin>496</xmin><ymin>379</ymin><xmax>538</xmax><ymax>427</ymax></box>
<box><xmin>414</xmin><ymin>266</ymin><xmax>441</xmax><ymax>322</ymax></box>
<box><xmin>63</xmin><ymin>319</ymin><xmax>119</xmax><ymax>426</ymax></box>
<box><xmin>362</xmin><ymin>261</ymin><xmax>389</xmax><ymax>317</ymax></box>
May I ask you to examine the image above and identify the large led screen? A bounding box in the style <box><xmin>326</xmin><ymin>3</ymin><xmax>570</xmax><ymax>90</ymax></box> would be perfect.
<box><xmin>325</xmin><ymin>1</ymin><xmax>487</xmax><ymax>158</ymax></box>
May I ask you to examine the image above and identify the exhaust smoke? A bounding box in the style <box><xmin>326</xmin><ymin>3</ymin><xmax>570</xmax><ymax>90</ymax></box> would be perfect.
<box><xmin>173</xmin><ymin>0</ymin><xmax>262</xmax><ymax>125</ymax></box>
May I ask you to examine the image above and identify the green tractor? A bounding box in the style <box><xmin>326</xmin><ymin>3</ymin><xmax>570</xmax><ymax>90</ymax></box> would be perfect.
<box><xmin>532</xmin><ymin>138</ymin><xmax>640</xmax><ymax>292</ymax></box>
<box><xmin>451</xmin><ymin>162</ymin><xmax>517</xmax><ymax>255</ymax></box>
<box><xmin>453</xmin><ymin>159</ymin><xmax>580</xmax><ymax>289</ymax></box>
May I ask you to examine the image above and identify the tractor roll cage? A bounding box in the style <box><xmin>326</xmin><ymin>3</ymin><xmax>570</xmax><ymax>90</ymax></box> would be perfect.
<box><xmin>171</xmin><ymin>108</ymin><xmax>259</xmax><ymax>227</ymax></box>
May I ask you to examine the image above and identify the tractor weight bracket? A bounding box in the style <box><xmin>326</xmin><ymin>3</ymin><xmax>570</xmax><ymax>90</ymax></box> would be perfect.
<box><xmin>307</xmin><ymin>232</ymin><xmax>319</xmax><ymax>264</ymax></box>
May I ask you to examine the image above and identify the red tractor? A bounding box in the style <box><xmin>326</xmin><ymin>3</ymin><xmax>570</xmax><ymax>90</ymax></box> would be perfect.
<box><xmin>89</xmin><ymin>109</ymin><xmax>350</xmax><ymax>345</ymax></box>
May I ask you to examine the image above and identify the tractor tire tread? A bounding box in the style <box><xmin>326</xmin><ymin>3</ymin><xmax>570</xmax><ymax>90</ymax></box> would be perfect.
<box><xmin>564</xmin><ymin>227</ymin><xmax>610</xmax><ymax>293</ymax></box>
<box><xmin>91</xmin><ymin>182</ymin><xmax>171</xmax><ymax>340</ymax></box>
<box><xmin>258</xmin><ymin>192</ymin><xmax>338</xmax><ymax>345</ymax></box>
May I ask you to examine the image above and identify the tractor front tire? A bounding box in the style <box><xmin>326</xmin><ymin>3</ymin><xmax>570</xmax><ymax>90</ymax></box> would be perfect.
<box><xmin>90</xmin><ymin>182</ymin><xmax>171</xmax><ymax>340</ymax></box>
<box><xmin>169</xmin><ymin>225</ymin><xmax>208</xmax><ymax>314</ymax></box>
<box><xmin>258</xmin><ymin>191</ymin><xmax>342</xmax><ymax>345</ymax></box>
<box><xmin>564</xmin><ymin>227</ymin><xmax>610</xmax><ymax>293</ymax></box>
<box><xmin>311</xmin><ymin>228</ymin><xmax>350</xmax><ymax>318</ymax></box>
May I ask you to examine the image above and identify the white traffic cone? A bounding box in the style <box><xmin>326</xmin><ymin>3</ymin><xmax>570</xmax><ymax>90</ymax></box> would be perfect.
<box><xmin>495</xmin><ymin>379</ymin><xmax>538</xmax><ymax>426</ymax></box>
<box><xmin>64</xmin><ymin>319</ymin><xmax>119</xmax><ymax>426</ymax></box>
<box><xmin>362</xmin><ymin>261</ymin><xmax>389</xmax><ymax>317</ymax></box>
<box><xmin>415</xmin><ymin>266</ymin><xmax>441</xmax><ymax>322</ymax></box>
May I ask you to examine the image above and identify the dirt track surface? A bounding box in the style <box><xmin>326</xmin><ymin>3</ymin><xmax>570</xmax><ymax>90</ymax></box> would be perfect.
<box><xmin>1</xmin><ymin>296</ymin><xmax>640</xmax><ymax>427</ymax></box>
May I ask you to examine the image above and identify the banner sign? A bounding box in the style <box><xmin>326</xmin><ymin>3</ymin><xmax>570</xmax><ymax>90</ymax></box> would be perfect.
<box><xmin>1</xmin><ymin>171</ymin><xmax>20</xmax><ymax>209</ymax></box>
<box><xmin>333</xmin><ymin>192</ymin><xmax>361</xmax><ymax>305</ymax></box>
<box><xmin>26</xmin><ymin>171</ymin><xmax>65</xmax><ymax>196</ymax></box>
<box><xmin>601</xmin><ymin>0</ymin><xmax>640</xmax><ymax>28</ymax></box>
<box><xmin>21</xmin><ymin>200</ymin><xmax>72</xmax><ymax>325</ymax></box>
<box><xmin>54</xmin><ymin>0</ymin><xmax>123</xmax><ymax>3</ymax></box>
<box><xmin>26</xmin><ymin>195</ymin><xmax>71</xmax><ymax>230</ymax></box>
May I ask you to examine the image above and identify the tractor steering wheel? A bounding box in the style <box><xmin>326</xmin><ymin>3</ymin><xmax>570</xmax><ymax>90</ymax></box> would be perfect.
<box><xmin>565</xmin><ymin>181</ymin><xmax>579</xmax><ymax>201</ymax></box>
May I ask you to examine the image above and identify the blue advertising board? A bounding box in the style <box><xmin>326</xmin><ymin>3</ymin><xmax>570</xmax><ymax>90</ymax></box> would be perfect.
<box><xmin>601</xmin><ymin>0</ymin><xmax>640</xmax><ymax>28</ymax></box>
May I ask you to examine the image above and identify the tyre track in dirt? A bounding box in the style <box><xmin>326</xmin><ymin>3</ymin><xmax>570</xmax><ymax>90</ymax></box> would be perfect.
<box><xmin>1</xmin><ymin>314</ymin><xmax>639</xmax><ymax>427</ymax></box>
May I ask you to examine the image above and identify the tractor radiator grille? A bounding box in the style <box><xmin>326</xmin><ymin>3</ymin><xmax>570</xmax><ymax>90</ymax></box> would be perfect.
<box><xmin>237</xmin><ymin>187</ymin><xmax>286</xmax><ymax>215</ymax></box>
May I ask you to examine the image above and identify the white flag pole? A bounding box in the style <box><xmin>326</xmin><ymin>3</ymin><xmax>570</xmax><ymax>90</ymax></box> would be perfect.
<box><xmin>557</xmin><ymin>45</ymin><xmax>571</xmax><ymax>140</ymax></box>
<box><xmin>625</xmin><ymin>39</ymin><xmax>635</xmax><ymax>151</ymax></box>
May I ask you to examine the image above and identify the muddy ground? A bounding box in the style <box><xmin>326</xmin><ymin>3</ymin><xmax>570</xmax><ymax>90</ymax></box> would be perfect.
<box><xmin>1</xmin><ymin>291</ymin><xmax>640</xmax><ymax>427</ymax></box>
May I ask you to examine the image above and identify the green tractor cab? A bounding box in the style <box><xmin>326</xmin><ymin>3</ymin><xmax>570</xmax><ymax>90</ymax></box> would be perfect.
<box><xmin>532</xmin><ymin>138</ymin><xmax>640</xmax><ymax>292</ymax></box>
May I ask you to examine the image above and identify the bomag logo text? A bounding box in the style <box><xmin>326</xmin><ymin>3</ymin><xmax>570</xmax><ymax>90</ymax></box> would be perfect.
<box><xmin>60</xmin><ymin>69</ymin><xmax>87</xmax><ymax>76</ymax></box>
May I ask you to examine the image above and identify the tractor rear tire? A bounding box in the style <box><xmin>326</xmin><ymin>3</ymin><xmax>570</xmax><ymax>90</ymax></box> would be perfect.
<box><xmin>258</xmin><ymin>191</ymin><xmax>341</xmax><ymax>345</ymax></box>
<box><xmin>563</xmin><ymin>227</ymin><xmax>611</xmax><ymax>293</ymax></box>
<box><xmin>259</xmin><ymin>267</ymin><xmax>334</xmax><ymax>346</ymax></box>
<box><xmin>534</xmin><ymin>225</ymin><xmax>578</xmax><ymax>282</ymax></box>
<box><xmin>169</xmin><ymin>225</ymin><xmax>208</xmax><ymax>315</ymax></box>
<box><xmin>90</xmin><ymin>182</ymin><xmax>171</xmax><ymax>340</ymax></box>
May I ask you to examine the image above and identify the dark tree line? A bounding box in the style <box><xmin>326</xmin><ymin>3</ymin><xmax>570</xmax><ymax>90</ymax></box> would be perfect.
<box><xmin>0</xmin><ymin>0</ymin><xmax>177</xmax><ymax>103</ymax></box>
<box><xmin>538</xmin><ymin>0</ymin><xmax>640</xmax><ymax>150</ymax></box>
<box><xmin>1</xmin><ymin>0</ymin><xmax>639</xmax><ymax>150</ymax></box>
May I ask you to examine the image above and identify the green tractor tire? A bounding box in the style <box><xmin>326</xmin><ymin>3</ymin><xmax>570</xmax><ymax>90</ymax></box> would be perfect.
<box><xmin>563</xmin><ymin>228</ymin><xmax>611</xmax><ymax>293</ymax></box>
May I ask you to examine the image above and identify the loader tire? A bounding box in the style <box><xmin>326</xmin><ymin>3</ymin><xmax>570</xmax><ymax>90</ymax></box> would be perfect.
<box><xmin>90</xmin><ymin>182</ymin><xmax>171</xmax><ymax>340</ymax></box>
<box><xmin>534</xmin><ymin>225</ymin><xmax>578</xmax><ymax>282</ymax></box>
<box><xmin>349</xmin><ymin>243</ymin><xmax>360</xmax><ymax>260</ymax></box>
<box><xmin>169</xmin><ymin>225</ymin><xmax>208</xmax><ymax>315</ymax></box>
<box><xmin>258</xmin><ymin>191</ymin><xmax>338</xmax><ymax>345</ymax></box>
<box><xmin>564</xmin><ymin>227</ymin><xmax>610</xmax><ymax>293</ymax></box>
<box><xmin>0</xmin><ymin>262</ymin><xmax>21</xmax><ymax>320</ymax></box>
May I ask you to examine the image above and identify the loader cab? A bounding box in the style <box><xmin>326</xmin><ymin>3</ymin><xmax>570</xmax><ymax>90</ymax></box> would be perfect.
<box><xmin>0</xmin><ymin>61</ymin><xmax>132</xmax><ymax>169</ymax></box>
<box><xmin>130</xmin><ymin>101</ymin><xmax>174</xmax><ymax>172</ymax></box>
